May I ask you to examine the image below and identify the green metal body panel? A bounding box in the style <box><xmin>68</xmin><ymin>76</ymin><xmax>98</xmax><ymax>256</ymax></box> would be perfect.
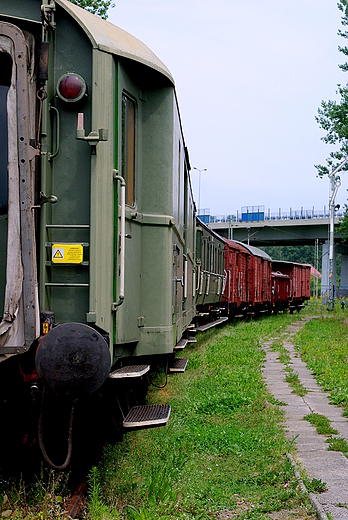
<box><xmin>40</xmin><ymin>6</ymin><xmax>92</xmax><ymax>324</ymax></box>
<box><xmin>0</xmin><ymin>0</ymin><xmax>196</xmax><ymax>366</ymax></box>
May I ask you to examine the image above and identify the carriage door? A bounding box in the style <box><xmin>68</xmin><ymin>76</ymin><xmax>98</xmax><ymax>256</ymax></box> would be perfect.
<box><xmin>0</xmin><ymin>22</ymin><xmax>39</xmax><ymax>352</ymax></box>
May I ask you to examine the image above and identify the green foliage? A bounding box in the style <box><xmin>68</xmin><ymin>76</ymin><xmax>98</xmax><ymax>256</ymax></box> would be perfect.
<box><xmin>263</xmin><ymin>245</ymin><xmax>320</xmax><ymax>268</ymax></box>
<box><xmin>315</xmin><ymin>0</ymin><xmax>348</xmax><ymax>177</ymax></box>
<box><xmin>68</xmin><ymin>0</ymin><xmax>115</xmax><ymax>20</ymax></box>
<box><xmin>339</xmin><ymin>204</ymin><xmax>348</xmax><ymax>244</ymax></box>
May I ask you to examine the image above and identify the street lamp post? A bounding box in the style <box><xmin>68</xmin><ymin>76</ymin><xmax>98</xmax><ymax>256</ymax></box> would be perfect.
<box><xmin>193</xmin><ymin>167</ymin><xmax>207</xmax><ymax>215</ymax></box>
<box><xmin>328</xmin><ymin>157</ymin><xmax>347</xmax><ymax>310</ymax></box>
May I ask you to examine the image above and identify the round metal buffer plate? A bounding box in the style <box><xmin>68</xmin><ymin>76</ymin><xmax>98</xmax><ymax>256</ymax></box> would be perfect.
<box><xmin>36</xmin><ymin>323</ymin><xmax>111</xmax><ymax>399</ymax></box>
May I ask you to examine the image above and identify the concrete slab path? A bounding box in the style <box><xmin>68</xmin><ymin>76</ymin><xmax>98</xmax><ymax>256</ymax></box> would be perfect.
<box><xmin>262</xmin><ymin>318</ymin><xmax>348</xmax><ymax>520</ymax></box>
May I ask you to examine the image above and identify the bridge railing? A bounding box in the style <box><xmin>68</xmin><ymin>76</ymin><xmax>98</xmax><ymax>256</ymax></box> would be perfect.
<box><xmin>198</xmin><ymin>207</ymin><xmax>345</xmax><ymax>224</ymax></box>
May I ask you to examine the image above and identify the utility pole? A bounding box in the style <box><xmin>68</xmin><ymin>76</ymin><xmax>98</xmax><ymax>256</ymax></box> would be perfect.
<box><xmin>328</xmin><ymin>158</ymin><xmax>347</xmax><ymax>310</ymax></box>
<box><xmin>315</xmin><ymin>239</ymin><xmax>319</xmax><ymax>303</ymax></box>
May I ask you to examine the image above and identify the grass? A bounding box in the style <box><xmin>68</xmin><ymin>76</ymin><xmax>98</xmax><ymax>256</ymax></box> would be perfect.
<box><xmin>284</xmin><ymin>370</ymin><xmax>308</xmax><ymax>397</ymax></box>
<box><xmin>303</xmin><ymin>413</ymin><xmax>338</xmax><ymax>436</ymax></box>
<box><xmin>294</xmin><ymin>307</ymin><xmax>348</xmax><ymax>461</ymax></box>
<box><xmin>326</xmin><ymin>436</ymin><xmax>348</xmax><ymax>455</ymax></box>
<box><xmin>294</xmin><ymin>307</ymin><xmax>348</xmax><ymax>413</ymax></box>
<box><xmin>84</xmin><ymin>312</ymin><xmax>316</xmax><ymax>519</ymax></box>
<box><xmin>0</xmin><ymin>469</ymin><xmax>70</xmax><ymax>519</ymax></box>
<box><xmin>302</xmin><ymin>477</ymin><xmax>327</xmax><ymax>494</ymax></box>
<box><xmin>270</xmin><ymin>337</ymin><xmax>308</xmax><ymax>397</ymax></box>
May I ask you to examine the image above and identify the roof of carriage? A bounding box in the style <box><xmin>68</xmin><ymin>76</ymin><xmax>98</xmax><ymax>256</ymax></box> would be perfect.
<box><xmin>57</xmin><ymin>0</ymin><xmax>174</xmax><ymax>84</ymax></box>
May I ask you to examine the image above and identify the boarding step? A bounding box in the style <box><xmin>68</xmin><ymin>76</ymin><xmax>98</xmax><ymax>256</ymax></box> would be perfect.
<box><xmin>174</xmin><ymin>338</ymin><xmax>188</xmax><ymax>351</ymax></box>
<box><xmin>187</xmin><ymin>324</ymin><xmax>196</xmax><ymax>329</ymax></box>
<box><xmin>196</xmin><ymin>316</ymin><xmax>228</xmax><ymax>332</ymax></box>
<box><xmin>109</xmin><ymin>364</ymin><xmax>150</xmax><ymax>379</ymax></box>
<box><xmin>187</xmin><ymin>336</ymin><xmax>197</xmax><ymax>343</ymax></box>
<box><xmin>168</xmin><ymin>358</ymin><xmax>188</xmax><ymax>373</ymax></box>
<box><xmin>234</xmin><ymin>314</ymin><xmax>245</xmax><ymax>319</ymax></box>
<box><xmin>123</xmin><ymin>404</ymin><xmax>171</xmax><ymax>430</ymax></box>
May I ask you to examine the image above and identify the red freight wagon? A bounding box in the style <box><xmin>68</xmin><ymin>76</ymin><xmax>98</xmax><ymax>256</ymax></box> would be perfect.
<box><xmin>300</xmin><ymin>264</ymin><xmax>311</xmax><ymax>301</ymax></box>
<box><xmin>271</xmin><ymin>261</ymin><xmax>310</xmax><ymax>311</ymax></box>
<box><xmin>272</xmin><ymin>271</ymin><xmax>290</xmax><ymax>311</ymax></box>
<box><xmin>243</xmin><ymin>245</ymin><xmax>272</xmax><ymax>310</ymax></box>
<box><xmin>222</xmin><ymin>239</ymin><xmax>250</xmax><ymax>316</ymax></box>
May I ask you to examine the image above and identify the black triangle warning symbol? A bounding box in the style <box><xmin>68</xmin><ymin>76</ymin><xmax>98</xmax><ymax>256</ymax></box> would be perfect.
<box><xmin>53</xmin><ymin>249</ymin><xmax>63</xmax><ymax>259</ymax></box>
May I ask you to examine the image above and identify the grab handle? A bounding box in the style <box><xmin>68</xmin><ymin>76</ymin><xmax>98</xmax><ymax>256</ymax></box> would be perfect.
<box><xmin>112</xmin><ymin>170</ymin><xmax>126</xmax><ymax>310</ymax></box>
<box><xmin>48</xmin><ymin>105</ymin><xmax>60</xmax><ymax>161</ymax></box>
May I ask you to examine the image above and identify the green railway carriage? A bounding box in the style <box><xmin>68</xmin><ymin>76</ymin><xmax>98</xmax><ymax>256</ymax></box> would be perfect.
<box><xmin>0</xmin><ymin>0</ymin><xmax>196</xmax><ymax>461</ymax></box>
<box><xmin>195</xmin><ymin>218</ymin><xmax>226</xmax><ymax>328</ymax></box>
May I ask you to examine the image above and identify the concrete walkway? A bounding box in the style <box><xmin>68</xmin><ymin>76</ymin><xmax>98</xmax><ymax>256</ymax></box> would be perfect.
<box><xmin>262</xmin><ymin>318</ymin><xmax>348</xmax><ymax>520</ymax></box>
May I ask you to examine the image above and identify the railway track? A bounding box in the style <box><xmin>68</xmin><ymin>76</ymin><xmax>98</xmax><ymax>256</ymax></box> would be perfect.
<box><xmin>63</xmin><ymin>478</ymin><xmax>88</xmax><ymax>520</ymax></box>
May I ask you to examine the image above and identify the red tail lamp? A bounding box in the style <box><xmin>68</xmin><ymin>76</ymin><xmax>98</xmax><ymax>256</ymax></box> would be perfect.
<box><xmin>56</xmin><ymin>73</ymin><xmax>86</xmax><ymax>102</ymax></box>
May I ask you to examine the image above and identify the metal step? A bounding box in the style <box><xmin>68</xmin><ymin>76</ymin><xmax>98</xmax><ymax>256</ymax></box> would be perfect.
<box><xmin>123</xmin><ymin>404</ymin><xmax>171</xmax><ymax>430</ymax></box>
<box><xmin>187</xmin><ymin>336</ymin><xmax>197</xmax><ymax>343</ymax></box>
<box><xmin>168</xmin><ymin>358</ymin><xmax>188</xmax><ymax>373</ymax></box>
<box><xmin>234</xmin><ymin>314</ymin><xmax>245</xmax><ymax>319</ymax></box>
<box><xmin>109</xmin><ymin>364</ymin><xmax>150</xmax><ymax>379</ymax></box>
<box><xmin>174</xmin><ymin>338</ymin><xmax>188</xmax><ymax>351</ymax></box>
<box><xmin>196</xmin><ymin>316</ymin><xmax>228</xmax><ymax>332</ymax></box>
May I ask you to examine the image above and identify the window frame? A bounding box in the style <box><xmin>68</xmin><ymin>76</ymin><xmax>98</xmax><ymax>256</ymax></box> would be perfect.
<box><xmin>121</xmin><ymin>92</ymin><xmax>137</xmax><ymax>207</ymax></box>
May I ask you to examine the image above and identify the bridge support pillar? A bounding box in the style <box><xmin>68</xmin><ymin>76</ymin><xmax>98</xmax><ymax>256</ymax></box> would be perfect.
<box><xmin>340</xmin><ymin>255</ymin><xmax>348</xmax><ymax>294</ymax></box>
<box><xmin>321</xmin><ymin>240</ymin><xmax>336</xmax><ymax>302</ymax></box>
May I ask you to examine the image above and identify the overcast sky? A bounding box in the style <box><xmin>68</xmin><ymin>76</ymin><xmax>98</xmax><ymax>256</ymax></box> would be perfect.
<box><xmin>108</xmin><ymin>1</ymin><xmax>345</xmax><ymax>218</ymax></box>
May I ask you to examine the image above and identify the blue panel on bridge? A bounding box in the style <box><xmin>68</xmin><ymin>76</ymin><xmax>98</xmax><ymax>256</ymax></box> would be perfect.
<box><xmin>242</xmin><ymin>211</ymin><xmax>264</xmax><ymax>222</ymax></box>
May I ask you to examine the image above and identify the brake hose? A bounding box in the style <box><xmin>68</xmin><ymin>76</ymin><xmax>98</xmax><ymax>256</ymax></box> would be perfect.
<box><xmin>38</xmin><ymin>386</ymin><xmax>74</xmax><ymax>471</ymax></box>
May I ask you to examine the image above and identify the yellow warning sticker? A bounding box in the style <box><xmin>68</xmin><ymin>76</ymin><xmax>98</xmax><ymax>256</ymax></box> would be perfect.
<box><xmin>52</xmin><ymin>244</ymin><xmax>83</xmax><ymax>264</ymax></box>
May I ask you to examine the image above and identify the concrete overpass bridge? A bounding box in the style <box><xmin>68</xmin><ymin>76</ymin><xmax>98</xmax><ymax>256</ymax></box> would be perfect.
<box><xmin>201</xmin><ymin>206</ymin><xmax>348</xmax><ymax>297</ymax></box>
<box><xmin>209</xmin><ymin>215</ymin><xmax>342</xmax><ymax>246</ymax></box>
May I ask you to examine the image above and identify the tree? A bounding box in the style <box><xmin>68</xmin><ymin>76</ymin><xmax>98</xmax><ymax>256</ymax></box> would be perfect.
<box><xmin>315</xmin><ymin>0</ymin><xmax>348</xmax><ymax>177</ymax></box>
<box><xmin>316</xmin><ymin>1</ymin><xmax>348</xmax><ymax>244</ymax></box>
<box><xmin>68</xmin><ymin>0</ymin><xmax>115</xmax><ymax>20</ymax></box>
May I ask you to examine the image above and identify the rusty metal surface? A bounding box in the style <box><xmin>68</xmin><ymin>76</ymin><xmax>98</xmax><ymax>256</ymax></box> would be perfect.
<box><xmin>63</xmin><ymin>479</ymin><xmax>88</xmax><ymax>520</ymax></box>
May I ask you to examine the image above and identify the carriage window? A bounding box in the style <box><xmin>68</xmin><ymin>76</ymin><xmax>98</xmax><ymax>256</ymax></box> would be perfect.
<box><xmin>122</xmin><ymin>94</ymin><xmax>136</xmax><ymax>206</ymax></box>
<box><xmin>0</xmin><ymin>53</ymin><xmax>11</xmax><ymax>217</ymax></box>
<box><xmin>196</xmin><ymin>229</ymin><xmax>202</xmax><ymax>263</ymax></box>
<box><xmin>0</xmin><ymin>52</ymin><xmax>12</xmax><ymax>315</ymax></box>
